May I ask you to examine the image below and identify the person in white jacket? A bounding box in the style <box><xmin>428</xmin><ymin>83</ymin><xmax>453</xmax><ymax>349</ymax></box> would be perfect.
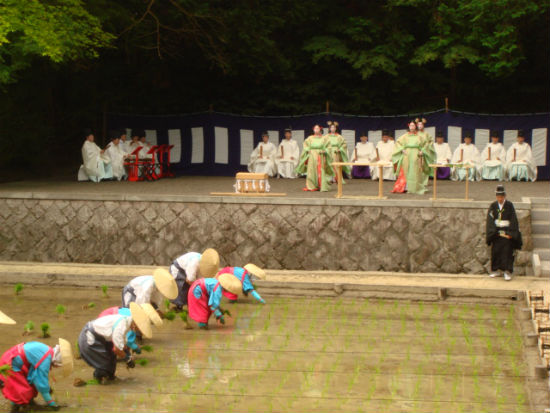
<box><xmin>248</xmin><ymin>132</ymin><xmax>277</xmax><ymax>176</ymax></box>
<box><xmin>275</xmin><ymin>127</ymin><xmax>300</xmax><ymax>178</ymax></box>
<box><xmin>104</xmin><ymin>130</ymin><xmax>128</xmax><ymax>181</ymax></box>
<box><xmin>451</xmin><ymin>132</ymin><xmax>481</xmax><ymax>181</ymax></box>
<box><xmin>371</xmin><ymin>130</ymin><xmax>395</xmax><ymax>181</ymax></box>
<box><xmin>480</xmin><ymin>131</ymin><xmax>506</xmax><ymax>181</ymax></box>
<box><xmin>433</xmin><ymin>130</ymin><xmax>453</xmax><ymax>180</ymax></box>
<box><xmin>506</xmin><ymin>130</ymin><xmax>537</xmax><ymax>181</ymax></box>
<box><xmin>351</xmin><ymin>132</ymin><xmax>376</xmax><ymax>179</ymax></box>
<box><xmin>77</xmin><ymin>129</ymin><xmax>113</xmax><ymax>182</ymax></box>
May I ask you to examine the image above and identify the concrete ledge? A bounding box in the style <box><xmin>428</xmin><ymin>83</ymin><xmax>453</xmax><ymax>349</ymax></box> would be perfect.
<box><xmin>0</xmin><ymin>191</ymin><xmax>532</xmax><ymax>209</ymax></box>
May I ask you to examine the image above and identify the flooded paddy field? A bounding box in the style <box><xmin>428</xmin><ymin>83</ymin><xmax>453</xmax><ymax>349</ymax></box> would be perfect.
<box><xmin>0</xmin><ymin>286</ymin><xmax>546</xmax><ymax>412</ymax></box>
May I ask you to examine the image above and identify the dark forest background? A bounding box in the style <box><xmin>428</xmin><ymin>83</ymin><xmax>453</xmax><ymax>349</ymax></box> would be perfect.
<box><xmin>0</xmin><ymin>0</ymin><xmax>548</xmax><ymax>178</ymax></box>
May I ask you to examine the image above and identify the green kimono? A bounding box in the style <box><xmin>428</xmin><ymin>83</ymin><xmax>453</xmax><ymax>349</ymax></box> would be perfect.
<box><xmin>325</xmin><ymin>133</ymin><xmax>351</xmax><ymax>180</ymax></box>
<box><xmin>391</xmin><ymin>132</ymin><xmax>436</xmax><ymax>194</ymax></box>
<box><xmin>295</xmin><ymin>135</ymin><xmax>334</xmax><ymax>192</ymax></box>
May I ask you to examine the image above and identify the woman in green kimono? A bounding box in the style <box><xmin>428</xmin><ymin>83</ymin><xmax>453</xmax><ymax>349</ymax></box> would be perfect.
<box><xmin>325</xmin><ymin>121</ymin><xmax>350</xmax><ymax>183</ymax></box>
<box><xmin>296</xmin><ymin>124</ymin><xmax>333</xmax><ymax>192</ymax></box>
<box><xmin>391</xmin><ymin>120</ymin><xmax>436</xmax><ymax>194</ymax></box>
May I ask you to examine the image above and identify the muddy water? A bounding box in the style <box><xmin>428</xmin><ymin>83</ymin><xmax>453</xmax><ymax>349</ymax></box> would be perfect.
<box><xmin>0</xmin><ymin>287</ymin><xmax>536</xmax><ymax>412</ymax></box>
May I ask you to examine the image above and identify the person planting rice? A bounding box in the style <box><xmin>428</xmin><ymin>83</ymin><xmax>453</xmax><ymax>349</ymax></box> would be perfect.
<box><xmin>187</xmin><ymin>274</ymin><xmax>243</xmax><ymax>329</ymax></box>
<box><xmin>121</xmin><ymin>268</ymin><xmax>178</xmax><ymax>310</ymax></box>
<box><xmin>0</xmin><ymin>310</ymin><xmax>16</xmax><ymax>325</ymax></box>
<box><xmin>0</xmin><ymin>339</ymin><xmax>73</xmax><ymax>412</ymax></box>
<box><xmin>78</xmin><ymin>302</ymin><xmax>152</xmax><ymax>383</ymax></box>
<box><xmin>216</xmin><ymin>264</ymin><xmax>266</xmax><ymax>304</ymax></box>
<box><xmin>97</xmin><ymin>306</ymin><xmax>147</xmax><ymax>356</ymax></box>
<box><xmin>169</xmin><ymin>248</ymin><xmax>220</xmax><ymax>310</ymax></box>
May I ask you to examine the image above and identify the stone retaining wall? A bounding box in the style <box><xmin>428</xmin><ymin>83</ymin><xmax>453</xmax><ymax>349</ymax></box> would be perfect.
<box><xmin>0</xmin><ymin>196</ymin><xmax>532</xmax><ymax>274</ymax></box>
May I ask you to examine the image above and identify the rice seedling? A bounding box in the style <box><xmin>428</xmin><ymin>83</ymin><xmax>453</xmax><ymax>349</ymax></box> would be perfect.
<box><xmin>164</xmin><ymin>311</ymin><xmax>176</xmax><ymax>321</ymax></box>
<box><xmin>56</xmin><ymin>304</ymin><xmax>66</xmax><ymax>316</ymax></box>
<box><xmin>101</xmin><ymin>284</ymin><xmax>108</xmax><ymax>298</ymax></box>
<box><xmin>141</xmin><ymin>344</ymin><xmax>153</xmax><ymax>353</ymax></box>
<box><xmin>40</xmin><ymin>322</ymin><xmax>50</xmax><ymax>338</ymax></box>
<box><xmin>23</xmin><ymin>321</ymin><xmax>34</xmax><ymax>335</ymax></box>
<box><xmin>0</xmin><ymin>364</ymin><xmax>12</xmax><ymax>377</ymax></box>
<box><xmin>14</xmin><ymin>283</ymin><xmax>23</xmax><ymax>295</ymax></box>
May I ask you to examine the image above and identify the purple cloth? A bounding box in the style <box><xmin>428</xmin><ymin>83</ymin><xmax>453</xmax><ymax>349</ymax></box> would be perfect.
<box><xmin>436</xmin><ymin>167</ymin><xmax>451</xmax><ymax>180</ymax></box>
<box><xmin>352</xmin><ymin>165</ymin><xmax>371</xmax><ymax>179</ymax></box>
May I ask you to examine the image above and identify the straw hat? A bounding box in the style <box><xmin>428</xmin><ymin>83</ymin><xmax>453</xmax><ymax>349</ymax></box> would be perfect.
<box><xmin>153</xmin><ymin>268</ymin><xmax>178</xmax><ymax>300</ymax></box>
<box><xmin>58</xmin><ymin>338</ymin><xmax>74</xmax><ymax>377</ymax></box>
<box><xmin>130</xmin><ymin>302</ymin><xmax>153</xmax><ymax>339</ymax></box>
<box><xmin>244</xmin><ymin>264</ymin><xmax>266</xmax><ymax>280</ymax></box>
<box><xmin>141</xmin><ymin>303</ymin><xmax>163</xmax><ymax>327</ymax></box>
<box><xmin>199</xmin><ymin>248</ymin><xmax>220</xmax><ymax>277</ymax></box>
<box><xmin>217</xmin><ymin>273</ymin><xmax>243</xmax><ymax>295</ymax></box>
<box><xmin>0</xmin><ymin>310</ymin><xmax>16</xmax><ymax>325</ymax></box>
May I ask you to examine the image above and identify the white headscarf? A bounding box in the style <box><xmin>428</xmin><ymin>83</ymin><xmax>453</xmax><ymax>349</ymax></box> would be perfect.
<box><xmin>52</xmin><ymin>345</ymin><xmax>62</xmax><ymax>367</ymax></box>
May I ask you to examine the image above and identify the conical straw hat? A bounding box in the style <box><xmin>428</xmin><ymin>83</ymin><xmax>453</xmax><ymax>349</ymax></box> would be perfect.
<box><xmin>130</xmin><ymin>302</ymin><xmax>153</xmax><ymax>339</ymax></box>
<box><xmin>199</xmin><ymin>248</ymin><xmax>220</xmax><ymax>277</ymax></box>
<box><xmin>153</xmin><ymin>268</ymin><xmax>178</xmax><ymax>300</ymax></box>
<box><xmin>218</xmin><ymin>273</ymin><xmax>243</xmax><ymax>295</ymax></box>
<box><xmin>58</xmin><ymin>338</ymin><xmax>74</xmax><ymax>377</ymax></box>
<box><xmin>141</xmin><ymin>303</ymin><xmax>163</xmax><ymax>327</ymax></box>
<box><xmin>244</xmin><ymin>263</ymin><xmax>266</xmax><ymax>280</ymax></box>
<box><xmin>0</xmin><ymin>310</ymin><xmax>16</xmax><ymax>325</ymax></box>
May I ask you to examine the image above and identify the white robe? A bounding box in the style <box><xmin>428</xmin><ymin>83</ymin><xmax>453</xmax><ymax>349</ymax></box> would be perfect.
<box><xmin>434</xmin><ymin>142</ymin><xmax>452</xmax><ymax>164</ymax></box>
<box><xmin>119</xmin><ymin>140</ymin><xmax>131</xmax><ymax>155</ymax></box>
<box><xmin>450</xmin><ymin>143</ymin><xmax>481</xmax><ymax>181</ymax></box>
<box><xmin>248</xmin><ymin>142</ymin><xmax>277</xmax><ymax>176</ymax></box>
<box><xmin>371</xmin><ymin>140</ymin><xmax>395</xmax><ymax>180</ymax></box>
<box><xmin>77</xmin><ymin>141</ymin><xmax>113</xmax><ymax>183</ymax></box>
<box><xmin>275</xmin><ymin>139</ymin><xmax>300</xmax><ymax>178</ymax></box>
<box><xmin>138</xmin><ymin>142</ymin><xmax>153</xmax><ymax>159</ymax></box>
<box><xmin>480</xmin><ymin>142</ymin><xmax>506</xmax><ymax>180</ymax></box>
<box><xmin>104</xmin><ymin>142</ymin><xmax>127</xmax><ymax>181</ymax></box>
<box><xmin>353</xmin><ymin>141</ymin><xmax>376</xmax><ymax>162</ymax></box>
<box><xmin>506</xmin><ymin>142</ymin><xmax>537</xmax><ymax>181</ymax></box>
<box><xmin>127</xmin><ymin>141</ymin><xmax>142</xmax><ymax>157</ymax></box>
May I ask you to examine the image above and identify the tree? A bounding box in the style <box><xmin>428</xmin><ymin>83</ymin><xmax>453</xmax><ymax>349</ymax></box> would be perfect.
<box><xmin>0</xmin><ymin>0</ymin><xmax>114</xmax><ymax>83</ymax></box>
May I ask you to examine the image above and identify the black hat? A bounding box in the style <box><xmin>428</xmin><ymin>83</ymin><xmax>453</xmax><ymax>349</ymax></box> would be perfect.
<box><xmin>518</xmin><ymin>130</ymin><xmax>525</xmax><ymax>138</ymax></box>
<box><xmin>490</xmin><ymin>130</ymin><xmax>500</xmax><ymax>138</ymax></box>
<box><xmin>436</xmin><ymin>130</ymin><xmax>444</xmax><ymax>138</ymax></box>
<box><xmin>284</xmin><ymin>126</ymin><xmax>292</xmax><ymax>133</ymax></box>
<box><xmin>108</xmin><ymin>129</ymin><xmax>119</xmax><ymax>140</ymax></box>
<box><xmin>118</xmin><ymin>128</ymin><xmax>127</xmax><ymax>138</ymax></box>
<box><xmin>359</xmin><ymin>131</ymin><xmax>368</xmax><ymax>137</ymax></box>
<box><xmin>261</xmin><ymin>131</ymin><xmax>269</xmax><ymax>137</ymax></box>
<box><xmin>463</xmin><ymin>130</ymin><xmax>473</xmax><ymax>139</ymax></box>
<box><xmin>83</xmin><ymin>128</ymin><xmax>93</xmax><ymax>138</ymax></box>
<box><xmin>495</xmin><ymin>185</ymin><xmax>506</xmax><ymax>195</ymax></box>
<box><xmin>382</xmin><ymin>129</ymin><xmax>390</xmax><ymax>136</ymax></box>
<box><xmin>131</xmin><ymin>129</ymin><xmax>145</xmax><ymax>138</ymax></box>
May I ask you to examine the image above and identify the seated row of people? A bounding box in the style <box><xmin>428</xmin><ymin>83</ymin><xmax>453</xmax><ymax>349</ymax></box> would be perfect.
<box><xmin>437</xmin><ymin>130</ymin><xmax>537</xmax><ymax>182</ymax></box>
<box><xmin>78</xmin><ymin>129</ymin><xmax>154</xmax><ymax>182</ymax></box>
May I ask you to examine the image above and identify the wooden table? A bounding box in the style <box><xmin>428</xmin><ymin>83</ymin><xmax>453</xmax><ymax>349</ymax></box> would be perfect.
<box><xmin>332</xmin><ymin>161</ymin><xmax>389</xmax><ymax>199</ymax></box>
<box><xmin>430</xmin><ymin>163</ymin><xmax>474</xmax><ymax>201</ymax></box>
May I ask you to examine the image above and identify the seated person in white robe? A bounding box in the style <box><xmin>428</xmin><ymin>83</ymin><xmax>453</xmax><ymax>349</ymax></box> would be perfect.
<box><xmin>138</xmin><ymin>133</ymin><xmax>153</xmax><ymax>160</ymax></box>
<box><xmin>119</xmin><ymin>129</ymin><xmax>130</xmax><ymax>154</ymax></box>
<box><xmin>451</xmin><ymin>132</ymin><xmax>480</xmax><ymax>181</ymax></box>
<box><xmin>127</xmin><ymin>130</ymin><xmax>142</xmax><ymax>157</ymax></box>
<box><xmin>77</xmin><ymin>129</ymin><xmax>113</xmax><ymax>182</ymax></box>
<box><xmin>104</xmin><ymin>130</ymin><xmax>128</xmax><ymax>181</ymax></box>
<box><xmin>506</xmin><ymin>130</ymin><xmax>537</xmax><ymax>181</ymax></box>
<box><xmin>275</xmin><ymin>127</ymin><xmax>300</xmax><ymax>178</ymax></box>
<box><xmin>248</xmin><ymin>132</ymin><xmax>277</xmax><ymax>177</ymax></box>
<box><xmin>371</xmin><ymin>130</ymin><xmax>396</xmax><ymax>181</ymax></box>
<box><xmin>480</xmin><ymin>131</ymin><xmax>506</xmax><ymax>181</ymax></box>
<box><xmin>433</xmin><ymin>130</ymin><xmax>453</xmax><ymax>179</ymax></box>
<box><xmin>351</xmin><ymin>132</ymin><xmax>376</xmax><ymax>179</ymax></box>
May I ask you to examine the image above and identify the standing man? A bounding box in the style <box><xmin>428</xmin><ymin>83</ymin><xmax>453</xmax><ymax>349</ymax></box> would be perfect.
<box><xmin>371</xmin><ymin>130</ymin><xmax>396</xmax><ymax>181</ymax></box>
<box><xmin>486</xmin><ymin>185</ymin><xmax>522</xmax><ymax>281</ymax></box>
<box><xmin>275</xmin><ymin>127</ymin><xmax>300</xmax><ymax>178</ymax></box>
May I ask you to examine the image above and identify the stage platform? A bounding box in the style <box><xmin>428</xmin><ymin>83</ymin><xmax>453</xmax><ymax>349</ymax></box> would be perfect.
<box><xmin>0</xmin><ymin>176</ymin><xmax>547</xmax><ymax>203</ymax></box>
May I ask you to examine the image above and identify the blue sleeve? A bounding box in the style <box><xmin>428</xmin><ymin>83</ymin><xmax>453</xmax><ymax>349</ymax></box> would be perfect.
<box><xmin>241</xmin><ymin>273</ymin><xmax>254</xmax><ymax>293</ymax></box>
<box><xmin>126</xmin><ymin>330</ymin><xmax>139</xmax><ymax>351</ymax></box>
<box><xmin>29</xmin><ymin>359</ymin><xmax>53</xmax><ymax>403</ymax></box>
<box><xmin>251</xmin><ymin>290</ymin><xmax>265</xmax><ymax>303</ymax></box>
<box><xmin>208</xmin><ymin>288</ymin><xmax>222</xmax><ymax>311</ymax></box>
<box><xmin>11</xmin><ymin>355</ymin><xmax>23</xmax><ymax>372</ymax></box>
<box><xmin>193</xmin><ymin>285</ymin><xmax>202</xmax><ymax>299</ymax></box>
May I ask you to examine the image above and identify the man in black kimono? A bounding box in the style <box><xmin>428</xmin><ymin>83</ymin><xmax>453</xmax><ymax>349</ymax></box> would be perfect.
<box><xmin>486</xmin><ymin>185</ymin><xmax>522</xmax><ymax>281</ymax></box>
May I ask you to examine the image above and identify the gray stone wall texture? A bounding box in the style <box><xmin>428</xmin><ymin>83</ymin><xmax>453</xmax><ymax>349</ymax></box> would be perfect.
<box><xmin>0</xmin><ymin>198</ymin><xmax>532</xmax><ymax>274</ymax></box>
